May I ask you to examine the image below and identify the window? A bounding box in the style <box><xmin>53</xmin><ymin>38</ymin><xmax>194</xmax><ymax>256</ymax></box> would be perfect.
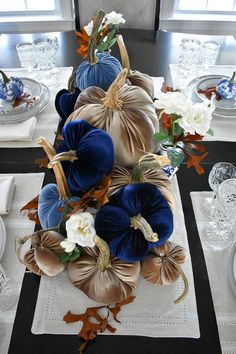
<box><xmin>0</xmin><ymin>0</ymin><xmax>74</xmax><ymax>33</ymax></box>
<box><xmin>176</xmin><ymin>0</ymin><xmax>236</xmax><ymax>13</ymax></box>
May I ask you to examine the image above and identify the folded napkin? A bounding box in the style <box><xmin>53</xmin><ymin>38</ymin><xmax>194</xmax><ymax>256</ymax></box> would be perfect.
<box><xmin>0</xmin><ymin>176</ymin><xmax>15</xmax><ymax>215</ymax></box>
<box><xmin>0</xmin><ymin>117</ymin><xmax>36</xmax><ymax>141</ymax></box>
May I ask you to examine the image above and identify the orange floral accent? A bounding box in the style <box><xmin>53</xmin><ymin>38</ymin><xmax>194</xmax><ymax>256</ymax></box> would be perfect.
<box><xmin>75</xmin><ymin>29</ymin><xmax>90</xmax><ymax>58</ymax></box>
<box><xmin>186</xmin><ymin>152</ymin><xmax>208</xmax><ymax>175</ymax></box>
<box><xmin>161</xmin><ymin>112</ymin><xmax>172</xmax><ymax>134</ymax></box>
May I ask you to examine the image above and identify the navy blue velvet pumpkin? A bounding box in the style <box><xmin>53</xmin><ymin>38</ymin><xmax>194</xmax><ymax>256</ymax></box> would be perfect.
<box><xmin>76</xmin><ymin>52</ymin><xmax>122</xmax><ymax>92</ymax></box>
<box><xmin>38</xmin><ymin>184</ymin><xmax>80</xmax><ymax>229</ymax></box>
<box><xmin>95</xmin><ymin>183</ymin><xmax>173</xmax><ymax>262</ymax></box>
<box><xmin>57</xmin><ymin>120</ymin><xmax>114</xmax><ymax>196</ymax></box>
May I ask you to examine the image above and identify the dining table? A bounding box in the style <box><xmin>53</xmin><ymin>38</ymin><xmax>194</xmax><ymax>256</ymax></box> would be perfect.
<box><xmin>0</xmin><ymin>28</ymin><xmax>236</xmax><ymax>354</ymax></box>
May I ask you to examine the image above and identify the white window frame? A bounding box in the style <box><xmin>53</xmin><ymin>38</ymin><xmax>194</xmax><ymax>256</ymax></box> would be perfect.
<box><xmin>0</xmin><ymin>0</ymin><xmax>75</xmax><ymax>33</ymax></box>
<box><xmin>160</xmin><ymin>0</ymin><xmax>236</xmax><ymax>35</ymax></box>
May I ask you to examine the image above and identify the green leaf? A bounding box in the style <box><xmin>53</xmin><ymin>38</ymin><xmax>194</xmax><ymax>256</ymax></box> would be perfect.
<box><xmin>167</xmin><ymin>147</ymin><xmax>185</xmax><ymax>167</ymax></box>
<box><xmin>60</xmin><ymin>252</ymin><xmax>71</xmax><ymax>263</ymax></box>
<box><xmin>173</xmin><ymin>123</ymin><xmax>184</xmax><ymax>137</ymax></box>
<box><xmin>153</xmin><ymin>130</ymin><xmax>169</xmax><ymax>143</ymax></box>
<box><xmin>207</xmin><ymin>128</ymin><xmax>214</xmax><ymax>136</ymax></box>
<box><xmin>69</xmin><ymin>248</ymin><xmax>81</xmax><ymax>262</ymax></box>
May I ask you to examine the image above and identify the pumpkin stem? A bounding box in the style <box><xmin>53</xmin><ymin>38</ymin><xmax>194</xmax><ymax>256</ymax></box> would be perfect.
<box><xmin>88</xmin><ymin>9</ymin><xmax>105</xmax><ymax>65</ymax></box>
<box><xmin>95</xmin><ymin>235</ymin><xmax>111</xmax><ymax>271</ymax></box>
<box><xmin>48</xmin><ymin>150</ymin><xmax>78</xmax><ymax>166</ymax></box>
<box><xmin>37</xmin><ymin>137</ymin><xmax>71</xmax><ymax>200</ymax></box>
<box><xmin>131</xmin><ymin>154</ymin><xmax>170</xmax><ymax>183</ymax></box>
<box><xmin>15</xmin><ymin>227</ymin><xmax>58</xmax><ymax>271</ymax></box>
<box><xmin>0</xmin><ymin>70</ymin><xmax>10</xmax><ymax>83</ymax></box>
<box><xmin>130</xmin><ymin>214</ymin><xmax>158</xmax><ymax>242</ymax></box>
<box><xmin>167</xmin><ymin>257</ymin><xmax>189</xmax><ymax>304</ymax></box>
<box><xmin>116</xmin><ymin>35</ymin><xmax>131</xmax><ymax>76</ymax></box>
<box><xmin>101</xmin><ymin>68</ymin><xmax>128</xmax><ymax>109</ymax></box>
<box><xmin>229</xmin><ymin>71</ymin><xmax>236</xmax><ymax>84</ymax></box>
<box><xmin>68</xmin><ymin>71</ymin><xmax>77</xmax><ymax>93</ymax></box>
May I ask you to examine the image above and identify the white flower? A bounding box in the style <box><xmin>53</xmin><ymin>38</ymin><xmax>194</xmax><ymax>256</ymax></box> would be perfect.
<box><xmin>105</xmin><ymin>11</ymin><xmax>126</xmax><ymax>25</ymax></box>
<box><xmin>154</xmin><ymin>92</ymin><xmax>193</xmax><ymax>118</ymax></box>
<box><xmin>179</xmin><ymin>102</ymin><xmax>214</xmax><ymax>135</ymax></box>
<box><xmin>65</xmin><ymin>212</ymin><xmax>96</xmax><ymax>247</ymax></box>
<box><xmin>84</xmin><ymin>20</ymin><xmax>94</xmax><ymax>36</ymax></box>
<box><xmin>60</xmin><ymin>239</ymin><xmax>76</xmax><ymax>253</ymax></box>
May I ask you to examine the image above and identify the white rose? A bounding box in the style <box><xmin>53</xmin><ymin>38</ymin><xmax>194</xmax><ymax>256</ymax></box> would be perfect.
<box><xmin>105</xmin><ymin>11</ymin><xmax>126</xmax><ymax>25</ymax></box>
<box><xmin>60</xmin><ymin>239</ymin><xmax>76</xmax><ymax>253</ymax></box>
<box><xmin>154</xmin><ymin>92</ymin><xmax>193</xmax><ymax>117</ymax></box>
<box><xmin>84</xmin><ymin>20</ymin><xmax>94</xmax><ymax>36</ymax></box>
<box><xmin>66</xmin><ymin>212</ymin><xmax>96</xmax><ymax>247</ymax></box>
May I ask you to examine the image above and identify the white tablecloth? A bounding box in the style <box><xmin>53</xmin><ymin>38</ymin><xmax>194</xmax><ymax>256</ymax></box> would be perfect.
<box><xmin>31</xmin><ymin>176</ymin><xmax>200</xmax><ymax>338</ymax></box>
<box><xmin>169</xmin><ymin>64</ymin><xmax>236</xmax><ymax>142</ymax></box>
<box><xmin>191</xmin><ymin>191</ymin><xmax>236</xmax><ymax>354</ymax></box>
<box><xmin>0</xmin><ymin>67</ymin><xmax>73</xmax><ymax>148</ymax></box>
<box><xmin>0</xmin><ymin>173</ymin><xmax>45</xmax><ymax>354</ymax></box>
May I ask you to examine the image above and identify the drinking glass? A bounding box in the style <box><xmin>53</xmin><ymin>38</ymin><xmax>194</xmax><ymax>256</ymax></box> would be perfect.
<box><xmin>178</xmin><ymin>38</ymin><xmax>201</xmax><ymax>73</ymax></box>
<box><xmin>33</xmin><ymin>37</ymin><xmax>58</xmax><ymax>87</ymax></box>
<box><xmin>202</xmin><ymin>162</ymin><xmax>236</xmax><ymax>216</ymax></box>
<box><xmin>200</xmin><ymin>40</ymin><xmax>220</xmax><ymax>70</ymax></box>
<box><xmin>203</xmin><ymin>179</ymin><xmax>236</xmax><ymax>250</ymax></box>
<box><xmin>0</xmin><ymin>263</ymin><xmax>19</xmax><ymax>311</ymax></box>
<box><xmin>16</xmin><ymin>42</ymin><xmax>37</xmax><ymax>73</ymax></box>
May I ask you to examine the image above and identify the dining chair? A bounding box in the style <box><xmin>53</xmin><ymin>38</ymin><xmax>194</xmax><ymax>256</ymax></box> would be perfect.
<box><xmin>73</xmin><ymin>0</ymin><xmax>160</xmax><ymax>31</ymax></box>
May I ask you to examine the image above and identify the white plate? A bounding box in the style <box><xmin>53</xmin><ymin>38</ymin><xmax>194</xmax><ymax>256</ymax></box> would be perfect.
<box><xmin>0</xmin><ymin>78</ymin><xmax>50</xmax><ymax>124</ymax></box>
<box><xmin>0</xmin><ymin>216</ymin><xmax>6</xmax><ymax>261</ymax></box>
<box><xmin>228</xmin><ymin>241</ymin><xmax>236</xmax><ymax>296</ymax></box>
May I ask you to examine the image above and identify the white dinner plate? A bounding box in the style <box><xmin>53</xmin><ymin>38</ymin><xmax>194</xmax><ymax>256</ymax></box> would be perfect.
<box><xmin>0</xmin><ymin>216</ymin><xmax>6</xmax><ymax>261</ymax></box>
<box><xmin>0</xmin><ymin>78</ymin><xmax>50</xmax><ymax>124</ymax></box>
<box><xmin>228</xmin><ymin>241</ymin><xmax>236</xmax><ymax>296</ymax></box>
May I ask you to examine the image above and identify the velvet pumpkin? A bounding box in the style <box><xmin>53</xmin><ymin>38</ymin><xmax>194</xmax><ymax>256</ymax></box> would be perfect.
<box><xmin>109</xmin><ymin>153</ymin><xmax>176</xmax><ymax>213</ymax></box>
<box><xmin>67</xmin><ymin>236</ymin><xmax>140</xmax><ymax>303</ymax></box>
<box><xmin>95</xmin><ymin>182</ymin><xmax>173</xmax><ymax>262</ymax></box>
<box><xmin>49</xmin><ymin>120</ymin><xmax>114</xmax><ymax>196</ymax></box>
<box><xmin>37</xmin><ymin>137</ymin><xmax>80</xmax><ymax>229</ymax></box>
<box><xmin>141</xmin><ymin>241</ymin><xmax>189</xmax><ymax>303</ymax></box>
<box><xmin>55</xmin><ymin>88</ymin><xmax>80</xmax><ymax>126</ymax></box>
<box><xmin>16</xmin><ymin>230</ymin><xmax>65</xmax><ymax>276</ymax></box>
<box><xmin>116</xmin><ymin>35</ymin><xmax>154</xmax><ymax>99</ymax></box>
<box><xmin>67</xmin><ymin>69</ymin><xmax>159</xmax><ymax>168</ymax></box>
<box><xmin>76</xmin><ymin>10</ymin><xmax>122</xmax><ymax>92</ymax></box>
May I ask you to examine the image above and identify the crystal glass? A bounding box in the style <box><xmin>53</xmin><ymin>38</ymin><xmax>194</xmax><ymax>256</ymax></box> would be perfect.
<box><xmin>202</xmin><ymin>162</ymin><xmax>236</xmax><ymax>215</ymax></box>
<box><xmin>0</xmin><ymin>263</ymin><xmax>19</xmax><ymax>311</ymax></box>
<box><xmin>200</xmin><ymin>40</ymin><xmax>220</xmax><ymax>70</ymax></box>
<box><xmin>33</xmin><ymin>37</ymin><xmax>58</xmax><ymax>87</ymax></box>
<box><xmin>16</xmin><ymin>42</ymin><xmax>37</xmax><ymax>73</ymax></box>
<box><xmin>178</xmin><ymin>38</ymin><xmax>201</xmax><ymax>73</ymax></box>
<box><xmin>203</xmin><ymin>185</ymin><xmax>234</xmax><ymax>250</ymax></box>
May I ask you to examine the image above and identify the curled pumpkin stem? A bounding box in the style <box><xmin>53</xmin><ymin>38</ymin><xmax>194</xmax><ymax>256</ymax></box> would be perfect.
<box><xmin>95</xmin><ymin>235</ymin><xmax>111</xmax><ymax>271</ymax></box>
<box><xmin>37</xmin><ymin>137</ymin><xmax>71</xmax><ymax>200</ymax></box>
<box><xmin>130</xmin><ymin>214</ymin><xmax>158</xmax><ymax>242</ymax></box>
<box><xmin>116</xmin><ymin>35</ymin><xmax>131</xmax><ymax>76</ymax></box>
<box><xmin>48</xmin><ymin>150</ymin><xmax>78</xmax><ymax>167</ymax></box>
<box><xmin>131</xmin><ymin>154</ymin><xmax>170</xmax><ymax>183</ymax></box>
<box><xmin>68</xmin><ymin>71</ymin><xmax>76</xmax><ymax>93</ymax></box>
<box><xmin>88</xmin><ymin>9</ymin><xmax>105</xmax><ymax>65</ymax></box>
<box><xmin>102</xmin><ymin>68</ymin><xmax>128</xmax><ymax>109</ymax></box>
<box><xmin>167</xmin><ymin>257</ymin><xmax>189</xmax><ymax>304</ymax></box>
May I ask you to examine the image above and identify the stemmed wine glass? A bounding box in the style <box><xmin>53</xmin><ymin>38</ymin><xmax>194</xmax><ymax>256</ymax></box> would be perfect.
<box><xmin>203</xmin><ymin>178</ymin><xmax>236</xmax><ymax>250</ymax></box>
<box><xmin>0</xmin><ymin>263</ymin><xmax>19</xmax><ymax>311</ymax></box>
<box><xmin>202</xmin><ymin>162</ymin><xmax>236</xmax><ymax>216</ymax></box>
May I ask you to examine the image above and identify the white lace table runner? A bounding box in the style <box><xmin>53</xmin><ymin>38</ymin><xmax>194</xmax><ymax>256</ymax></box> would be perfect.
<box><xmin>169</xmin><ymin>64</ymin><xmax>236</xmax><ymax>142</ymax></box>
<box><xmin>32</xmin><ymin>176</ymin><xmax>200</xmax><ymax>338</ymax></box>
<box><xmin>0</xmin><ymin>173</ymin><xmax>45</xmax><ymax>354</ymax></box>
<box><xmin>0</xmin><ymin>67</ymin><xmax>73</xmax><ymax>148</ymax></box>
<box><xmin>191</xmin><ymin>191</ymin><xmax>236</xmax><ymax>354</ymax></box>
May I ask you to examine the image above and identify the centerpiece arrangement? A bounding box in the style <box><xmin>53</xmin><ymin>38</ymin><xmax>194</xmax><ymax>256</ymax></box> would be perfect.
<box><xmin>15</xmin><ymin>8</ymin><xmax>216</xmax><ymax>352</ymax></box>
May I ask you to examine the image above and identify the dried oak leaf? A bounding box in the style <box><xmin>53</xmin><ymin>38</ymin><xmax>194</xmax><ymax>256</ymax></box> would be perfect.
<box><xmin>20</xmin><ymin>195</ymin><xmax>40</xmax><ymax>225</ymax></box>
<box><xmin>186</xmin><ymin>152</ymin><xmax>208</xmax><ymax>175</ymax></box>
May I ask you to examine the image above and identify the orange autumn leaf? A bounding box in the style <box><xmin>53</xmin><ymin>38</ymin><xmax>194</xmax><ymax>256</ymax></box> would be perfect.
<box><xmin>186</xmin><ymin>152</ymin><xmax>208</xmax><ymax>175</ymax></box>
<box><xmin>183</xmin><ymin>133</ymin><xmax>204</xmax><ymax>142</ymax></box>
<box><xmin>161</xmin><ymin>112</ymin><xmax>172</xmax><ymax>133</ymax></box>
<box><xmin>20</xmin><ymin>195</ymin><xmax>41</xmax><ymax>225</ymax></box>
<box><xmin>75</xmin><ymin>29</ymin><xmax>90</xmax><ymax>58</ymax></box>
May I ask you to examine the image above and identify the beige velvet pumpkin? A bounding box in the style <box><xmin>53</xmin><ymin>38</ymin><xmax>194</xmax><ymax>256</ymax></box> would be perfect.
<box><xmin>116</xmin><ymin>34</ymin><xmax>154</xmax><ymax>99</ymax></box>
<box><xmin>67</xmin><ymin>236</ymin><xmax>140</xmax><ymax>304</ymax></box>
<box><xmin>17</xmin><ymin>230</ymin><xmax>65</xmax><ymax>277</ymax></box>
<box><xmin>109</xmin><ymin>153</ymin><xmax>176</xmax><ymax>213</ymax></box>
<box><xmin>141</xmin><ymin>241</ymin><xmax>188</xmax><ymax>303</ymax></box>
<box><xmin>67</xmin><ymin>69</ymin><xmax>159</xmax><ymax>168</ymax></box>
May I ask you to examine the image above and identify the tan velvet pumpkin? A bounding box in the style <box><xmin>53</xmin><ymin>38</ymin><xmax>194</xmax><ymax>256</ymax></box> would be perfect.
<box><xmin>16</xmin><ymin>230</ymin><xmax>65</xmax><ymax>276</ymax></box>
<box><xmin>141</xmin><ymin>241</ymin><xmax>188</xmax><ymax>303</ymax></box>
<box><xmin>109</xmin><ymin>153</ymin><xmax>176</xmax><ymax>213</ymax></box>
<box><xmin>67</xmin><ymin>236</ymin><xmax>141</xmax><ymax>303</ymax></box>
<box><xmin>67</xmin><ymin>68</ymin><xmax>159</xmax><ymax>168</ymax></box>
<box><xmin>116</xmin><ymin>34</ymin><xmax>154</xmax><ymax>99</ymax></box>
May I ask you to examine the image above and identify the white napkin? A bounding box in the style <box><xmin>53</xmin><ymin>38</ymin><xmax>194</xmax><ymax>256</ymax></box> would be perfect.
<box><xmin>0</xmin><ymin>117</ymin><xmax>36</xmax><ymax>141</ymax></box>
<box><xmin>0</xmin><ymin>176</ymin><xmax>15</xmax><ymax>215</ymax></box>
